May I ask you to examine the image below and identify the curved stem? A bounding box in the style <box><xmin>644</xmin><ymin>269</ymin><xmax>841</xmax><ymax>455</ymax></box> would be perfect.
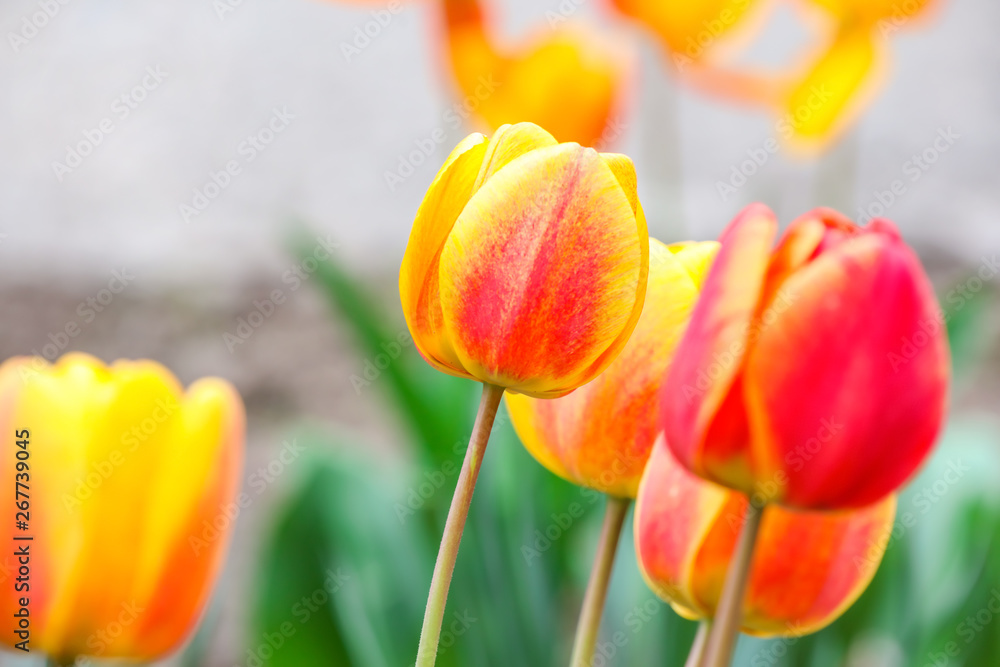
<box><xmin>701</xmin><ymin>505</ymin><xmax>763</xmax><ymax>667</ymax></box>
<box><xmin>569</xmin><ymin>495</ymin><xmax>631</xmax><ymax>667</ymax></box>
<box><xmin>684</xmin><ymin>621</ymin><xmax>711</xmax><ymax>667</ymax></box>
<box><xmin>415</xmin><ymin>383</ymin><xmax>504</xmax><ymax>667</ymax></box>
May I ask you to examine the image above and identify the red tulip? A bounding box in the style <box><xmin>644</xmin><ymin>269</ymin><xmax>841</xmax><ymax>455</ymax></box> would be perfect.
<box><xmin>661</xmin><ymin>204</ymin><xmax>949</xmax><ymax>509</ymax></box>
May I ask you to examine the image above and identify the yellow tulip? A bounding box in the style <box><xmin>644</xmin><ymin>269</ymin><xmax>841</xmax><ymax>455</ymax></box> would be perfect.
<box><xmin>443</xmin><ymin>0</ymin><xmax>626</xmax><ymax>147</ymax></box>
<box><xmin>0</xmin><ymin>353</ymin><xmax>244</xmax><ymax>663</ymax></box>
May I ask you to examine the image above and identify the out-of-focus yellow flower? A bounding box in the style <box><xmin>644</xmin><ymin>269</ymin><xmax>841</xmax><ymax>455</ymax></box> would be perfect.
<box><xmin>506</xmin><ymin>239</ymin><xmax>718</xmax><ymax>497</ymax></box>
<box><xmin>399</xmin><ymin>122</ymin><xmax>649</xmax><ymax>398</ymax></box>
<box><xmin>0</xmin><ymin>353</ymin><xmax>244</xmax><ymax>663</ymax></box>
<box><xmin>443</xmin><ymin>0</ymin><xmax>627</xmax><ymax>147</ymax></box>
<box><xmin>610</xmin><ymin>0</ymin><xmax>941</xmax><ymax>151</ymax></box>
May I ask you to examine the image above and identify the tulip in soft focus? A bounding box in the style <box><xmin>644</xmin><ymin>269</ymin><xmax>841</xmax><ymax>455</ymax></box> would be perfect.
<box><xmin>609</xmin><ymin>0</ymin><xmax>941</xmax><ymax>151</ymax></box>
<box><xmin>661</xmin><ymin>204</ymin><xmax>949</xmax><ymax>510</ymax></box>
<box><xmin>443</xmin><ymin>0</ymin><xmax>627</xmax><ymax>147</ymax></box>
<box><xmin>610</xmin><ymin>0</ymin><xmax>763</xmax><ymax>66</ymax></box>
<box><xmin>635</xmin><ymin>438</ymin><xmax>896</xmax><ymax>636</ymax></box>
<box><xmin>507</xmin><ymin>238</ymin><xmax>718</xmax><ymax>497</ymax></box>
<box><xmin>0</xmin><ymin>353</ymin><xmax>244</xmax><ymax>663</ymax></box>
<box><xmin>399</xmin><ymin>122</ymin><xmax>649</xmax><ymax>398</ymax></box>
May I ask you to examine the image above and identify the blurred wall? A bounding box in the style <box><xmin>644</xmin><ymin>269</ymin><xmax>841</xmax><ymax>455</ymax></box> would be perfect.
<box><xmin>0</xmin><ymin>0</ymin><xmax>997</xmax><ymax>292</ymax></box>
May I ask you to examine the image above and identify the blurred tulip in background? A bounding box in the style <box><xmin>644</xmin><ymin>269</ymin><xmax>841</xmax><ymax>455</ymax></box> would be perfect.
<box><xmin>0</xmin><ymin>353</ymin><xmax>244</xmax><ymax>664</ymax></box>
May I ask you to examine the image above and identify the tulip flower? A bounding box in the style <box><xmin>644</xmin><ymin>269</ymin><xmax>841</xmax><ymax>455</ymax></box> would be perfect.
<box><xmin>610</xmin><ymin>0</ymin><xmax>941</xmax><ymax>151</ymax></box>
<box><xmin>442</xmin><ymin>0</ymin><xmax>627</xmax><ymax>147</ymax></box>
<box><xmin>659</xmin><ymin>204</ymin><xmax>946</xmax><ymax>665</ymax></box>
<box><xmin>506</xmin><ymin>237</ymin><xmax>716</xmax><ymax>665</ymax></box>
<box><xmin>661</xmin><ymin>204</ymin><xmax>948</xmax><ymax>511</ymax></box>
<box><xmin>401</xmin><ymin>122</ymin><xmax>648</xmax><ymax>666</ymax></box>
<box><xmin>635</xmin><ymin>438</ymin><xmax>896</xmax><ymax>639</ymax></box>
<box><xmin>507</xmin><ymin>238</ymin><xmax>718</xmax><ymax>498</ymax></box>
<box><xmin>0</xmin><ymin>353</ymin><xmax>244</xmax><ymax>664</ymax></box>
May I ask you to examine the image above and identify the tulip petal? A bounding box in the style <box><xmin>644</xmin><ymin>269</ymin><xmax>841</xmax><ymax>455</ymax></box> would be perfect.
<box><xmin>661</xmin><ymin>204</ymin><xmax>777</xmax><ymax>491</ymax></box>
<box><xmin>780</xmin><ymin>26</ymin><xmax>883</xmax><ymax>150</ymax></box>
<box><xmin>635</xmin><ymin>436</ymin><xmax>729</xmax><ymax>620</ymax></box>
<box><xmin>400</xmin><ymin>133</ymin><xmax>489</xmax><ymax>378</ymax></box>
<box><xmin>636</xmin><ymin>439</ymin><xmax>896</xmax><ymax>637</ymax></box>
<box><xmin>744</xmin><ymin>229</ymin><xmax>950</xmax><ymax>508</ymax></box>
<box><xmin>507</xmin><ymin>240</ymin><xmax>714</xmax><ymax>496</ymax></box>
<box><xmin>439</xmin><ymin>143</ymin><xmax>646</xmax><ymax>397</ymax></box>
<box><xmin>0</xmin><ymin>354</ymin><xmax>244</xmax><ymax>660</ymax></box>
<box><xmin>474</xmin><ymin>122</ymin><xmax>558</xmax><ymax>189</ymax></box>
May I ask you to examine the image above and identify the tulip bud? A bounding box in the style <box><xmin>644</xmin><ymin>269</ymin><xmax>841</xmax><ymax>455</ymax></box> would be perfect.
<box><xmin>0</xmin><ymin>353</ymin><xmax>244</xmax><ymax>661</ymax></box>
<box><xmin>507</xmin><ymin>239</ymin><xmax>718</xmax><ymax>497</ymax></box>
<box><xmin>400</xmin><ymin>122</ymin><xmax>649</xmax><ymax>398</ymax></box>
<box><xmin>661</xmin><ymin>204</ymin><xmax>949</xmax><ymax>509</ymax></box>
<box><xmin>635</xmin><ymin>438</ymin><xmax>896</xmax><ymax>637</ymax></box>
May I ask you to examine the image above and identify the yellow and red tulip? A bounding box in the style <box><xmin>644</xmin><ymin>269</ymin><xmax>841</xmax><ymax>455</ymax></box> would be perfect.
<box><xmin>506</xmin><ymin>238</ymin><xmax>718</xmax><ymax>497</ymax></box>
<box><xmin>443</xmin><ymin>0</ymin><xmax>627</xmax><ymax>147</ymax></box>
<box><xmin>399</xmin><ymin>122</ymin><xmax>649</xmax><ymax>398</ymax></box>
<box><xmin>0</xmin><ymin>353</ymin><xmax>244</xmax><ymax>662</ymax></box>
<box><xmin>660</xmin><ymin>204</ymin><xmax>949</xmax><ymax>509</ymax></box>
<box><xmin>635</xmin><ymin>438</ymin><xmax>896</xmax><ymax>636</ymax></box>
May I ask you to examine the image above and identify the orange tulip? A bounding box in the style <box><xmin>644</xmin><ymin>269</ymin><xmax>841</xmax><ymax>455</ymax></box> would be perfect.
<box><xmin>635</xmin><ymin>437</ymin><xmax>896</xmax><ymax>636</ymax></box>
<box><xmin>442</xmin><ymin>0</ymin><xmax>626</xmax><ymax>147</ymax></box>
<box><xmin>660</xmin><ymin>204</ymin><xmax>949</xmax><ymax>510</ymax></box>
<box><xmin>610</xmin><ymin>0</ymin><xmax>941</xmax><ymax>151</ymax></box>
<box><xmin>506</xmin><ymin>238</ymin><xmax>718</xmax><ymax>497</ymax></box>
<box><xmin>399</xmin><ymin>122</ymin><xmax>649</xmax><ymax>398</ymax></box>
<box><xmin>0</xmin><ymin>353</ymin><xmax>244</xmax><ymax>663</ymax></box>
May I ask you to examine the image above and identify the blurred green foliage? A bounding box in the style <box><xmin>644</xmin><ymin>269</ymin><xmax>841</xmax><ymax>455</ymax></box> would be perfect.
<box><xmin>240</xmin><ymin>241</ymin><xmax>1000</xmax><ymax>667</ymax></box>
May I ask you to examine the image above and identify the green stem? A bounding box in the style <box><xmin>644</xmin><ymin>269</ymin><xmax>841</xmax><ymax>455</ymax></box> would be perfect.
<box><xmin>701</xmin><ymin>505</ymin><xmax>763</xmax><ymax>667</ymax></box>
<box><xmin>684</xmin><ymin>621</ymin><xmax>711</xmax><ymax>667</ymax></box>
<box><xmin>568</xmin><ymin>495</ymin><xmax>631</xmax><ymax>667</ymax></box>
<box><xmin>415</xmin><ymin>383</ymin><xmax>504</xmax><ymax>667</ymax></box>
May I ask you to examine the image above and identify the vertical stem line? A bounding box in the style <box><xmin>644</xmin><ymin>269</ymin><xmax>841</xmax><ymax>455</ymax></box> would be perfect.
<box><xmin>569</xmin><ymin>495</ymin><xmax>631</xmax><ymax>667</ymax></box>
<box><xmin>415</xmin><ymin>383</ymin><xmax>504</xmax><ymax>667</ymax></box>
<box><xmin>684</xmin><ymin>621</ymin><xmax>711</xmax><ymax>667</ymax></box>
<box><xmin>701</xmin><ymin>505</ymin><xmax>764</xmax><ymax>667</ymax></box>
